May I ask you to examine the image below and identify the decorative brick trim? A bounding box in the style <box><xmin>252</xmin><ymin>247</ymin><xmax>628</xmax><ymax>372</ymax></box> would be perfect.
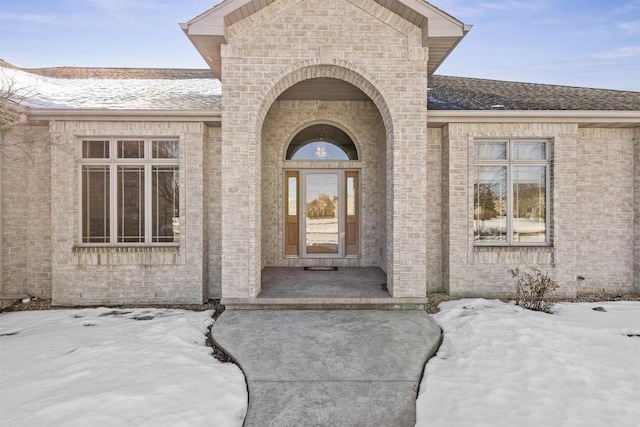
<box><xmin>254</xmin><ymin>60</ymin><xmax>394</xmax><ymax>144</ymax></box>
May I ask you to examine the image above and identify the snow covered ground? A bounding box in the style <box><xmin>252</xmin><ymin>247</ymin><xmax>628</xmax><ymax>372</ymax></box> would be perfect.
<box><xmin>417</xmin><ymin>299</ymin><xmax>640</xmax><ymax>427</ymax></box>
<box><xmin>2</xmin><ymin>301</ymin><xmax>639</xmax><ymax>426</ymax></box>
<box><xmin>0</xmin><ymin>308</ymin><xmax>246</xmax><ymax>427</ymax></box>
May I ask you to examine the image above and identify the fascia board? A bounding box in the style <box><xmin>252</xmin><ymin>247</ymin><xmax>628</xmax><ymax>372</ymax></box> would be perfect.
<box><xmin>187</xmin><ymin>0</ymin><xmax>254</xmax><ymax>25</ymax></box>
<box><xmin>186</xmin><ymin>15</ymin><xmax>226</xmax><ymax>36</ymax></box>
<box><xmin>395</xmin><ymin>0</ymin><xmax>463</xmax><ymax>26</ymax></box>
<box><xmin>27</xmin><ymin>109</ymin><xmax>222</xmax><ymax>123</ymax></box>
<box><xmin>428</xmin><ymin>110</ymin><xmax>640</xmax><ymax>125</ymax></box>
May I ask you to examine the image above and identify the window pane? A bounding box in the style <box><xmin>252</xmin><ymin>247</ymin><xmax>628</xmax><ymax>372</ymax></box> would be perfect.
<box><xmin>347</xmin><ymin>176</ymin><xmax>356</xmax><ymax>216</ymax></box>
<box><xmin>117</xmin><ymin>166</ymin><xmax>145</xmax><ymax>243</ymax></box>
<box><xmin>287</xmin><ymin>176</ymin><xmax>297</xmax><ymax>216</ymax></box>
<box><xmin>118</xmin><ymin>140</ymin><xmax>145</xmax><ymax>158</ymax></box>
<box><xmin>513</xmin><ymin>166</ymin><xmax>547</xmax><ymax>243</ymax></box>
<box><xmin>474</xmin><ymin>141</ymin><xmax>507</xmax><ymax>160</ymax></box>
<box><xmin>152</xmin><ymin>166</ymin><xmax>180</xmax><ymax>243</ymax></box>
<box><xmin>82</xmin><ymin>140</ymin><xmax>109</xmax><ymax>158</ymax></box>
<box><xmin>474</xmin><ymin>166</ymin><xmax>507</xmax><ymax>243</ymax></box>
<box><xmin>291</xmin><ymin>142</ymin><xmax>350</xmax><ymax>161</ymax></box>
<box><xmin>513</xmin><ymin>141</ymin><xmax>546</xmax><ymax>160</ymax></box>
<box><xmin>82</xmin><ymin>166</ymin><xmax>110</xmax><ymax>243</ymax></box>
<box><xmin>152</xmin><ymin>140</ymin><xmax>179</xmax><ymax>159</ymax></box>
<box><xmin>305</xmin><ymin>173</ymin><xmax>339</xmax><ymax>254</ymax></box>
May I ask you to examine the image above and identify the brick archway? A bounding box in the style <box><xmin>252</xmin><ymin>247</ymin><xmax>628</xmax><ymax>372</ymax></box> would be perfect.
<box><xmin>253</xmin><ymin>61</ymin><xmax>395</xmax><ymax>291</ymax></box>
<box><xmin>253</xmin><ymin>60</ymin><xmax>395</xmax><ymax>151</ymax></box>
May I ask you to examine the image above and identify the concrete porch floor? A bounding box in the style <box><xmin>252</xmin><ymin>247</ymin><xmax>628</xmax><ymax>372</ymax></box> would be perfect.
<box><xmin>222</xmin><ymin>267</ymin><xmax>428</xmax><ymax>309</ymax></box>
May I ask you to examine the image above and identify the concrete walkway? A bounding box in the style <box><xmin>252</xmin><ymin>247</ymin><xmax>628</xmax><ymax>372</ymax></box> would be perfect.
<box><xmin>212</xmin><ymin>310</ymin><xmax>442</xmax><ymax>426</ymax></box>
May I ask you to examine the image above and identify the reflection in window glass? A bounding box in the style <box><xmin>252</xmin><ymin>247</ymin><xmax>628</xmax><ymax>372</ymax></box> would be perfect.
<box><xmin>474</xmin><ymin>139</ymin><xmax>549</xmax><ymax>245</ymax></box>
<box><xmin>291</xmin><ymin>141</ymin><xmax>349</xmax><ymax>161</ymax></box>
<box><xmin>513</xmin><ymin>142</ymin><xmax>546</xmax><ymax>160</ymax></box>
<box><xmin>117</xmin><ymin>166</ymin><xmax>145</xmax><ymax>243</ymax></box>
<box><xmin>347</xmin><ymin>176</ymin><xmax>356</xmax><ymax>216</ymax></box>
<box><xmin>82</xmin><ymin>166</ymin><xmax>110</xmax><ymax>243</ymax></box>
<box><xmin>287</xmin><ymin>177</ymin><xmax>297</xmax><ymax>216</ymax></box>
<box><xmin>474</xmin><ymin>166</ymin><xmax>507</xmax><ymax>243</ymax></box>
<box><xmin>305</xmin><ymin>173</ymin><xmax>339</xmax><ymax>254</ymax></box>
<box><xmin>152</xmin><ymin>140</ymin><xmax>179</xmax><ymax>159</ymax></box>
<box><xmin>474</xmin><ymin>141</ymin><xmax>507</xmax><ymax>160</ymax></box>
<box><xmin>513</xmin><ymin>166</ymin><xmax>546</xmax><ymax>243</ymax></box>
<box><xmin>82</xmin><ymin>140</ymin><xmax>109</xmax><ymax>159</ymax></box>
<box><xmin>117</xmin><ymin>140</ymin><xmax>145</xmax><ymax>158</ymax></box>
<box><xmin>80</xmin><ymin>138</ymin><xmax>179</xmax><ymax>246</ymax></box>
<box><xmin>152</xmin><ymin>167</ymin><xmax>180</xmax><ymax>243</ymax></box>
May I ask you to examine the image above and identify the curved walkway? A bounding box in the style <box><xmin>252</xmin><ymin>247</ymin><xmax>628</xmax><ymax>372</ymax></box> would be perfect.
<box><xmin>213</xmin><ymin>310</ymin><xmax>442</xmax><ymax>426</ymax></box>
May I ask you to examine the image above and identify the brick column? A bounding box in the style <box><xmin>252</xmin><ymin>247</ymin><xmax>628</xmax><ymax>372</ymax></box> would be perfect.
<box><xmin>220</xmin><ymin>47</ymin><xmax>262</xmax><ymax>299</ymax></box>
<box><xmin>387</xmin><ymin>93</ymin><xmax>429</xmax><ymax>298</ymax></box>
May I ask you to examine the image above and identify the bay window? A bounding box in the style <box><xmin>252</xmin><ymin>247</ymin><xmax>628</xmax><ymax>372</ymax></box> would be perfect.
<box><xmin>80</xmin><ymin>138</ymin><xmax>180</xmax><ymax>245</ymax></box>
<box><xmin>474</xmin><ymin>140</ymin><xmax>550</xmax><ymax>245</ymax></box>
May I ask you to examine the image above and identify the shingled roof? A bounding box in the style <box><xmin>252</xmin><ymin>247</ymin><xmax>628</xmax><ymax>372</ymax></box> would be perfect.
<box><xmin>428</xmin><ymin>75</ymin><xmax>640</xmax><ymax>111</ymax></box>
<box><xmin>1</xmin><ymin>62</ymin><xmax>221</xmax><ymax>110</ymax></box>
<box><xmin>2</xmin><ymin>61</ymin><xmax>639</xmax><ymax>111</ymax></box>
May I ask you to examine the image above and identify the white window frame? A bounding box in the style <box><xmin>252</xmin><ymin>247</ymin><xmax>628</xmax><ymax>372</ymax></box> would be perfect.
<box><xmin>473</xmin><ymin>139</ymin><xmax>551</xmax><ymax>246</ymax></box>
<box><xmin>77</xmin><ymin>138</ymin><xmax>180</xmax><ymax>247</ymax></box>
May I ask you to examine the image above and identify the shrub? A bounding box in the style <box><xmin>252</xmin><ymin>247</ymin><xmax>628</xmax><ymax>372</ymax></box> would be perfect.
<box><xmin>508</xmin><ymin>266</ymin><xmax>558</xmax><ymax>313</ymax></box>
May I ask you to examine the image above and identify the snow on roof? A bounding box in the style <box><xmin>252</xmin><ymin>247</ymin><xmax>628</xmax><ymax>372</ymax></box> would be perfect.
<box><xmin>2</xmin><ymin>62</ymin><xmax>639</xmax><ymax>112</ymax></box>
<box><xmin>0</xmin><ymin>66</ymin><xmax>222</xmax><ymax>110</ymax></box>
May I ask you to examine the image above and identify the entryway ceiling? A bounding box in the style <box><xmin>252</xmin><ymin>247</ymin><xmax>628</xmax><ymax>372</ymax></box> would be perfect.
<box><xmin>277</xmin><ymin>78</ymin><xmax>370</xmax><ymax>101</ymax></box>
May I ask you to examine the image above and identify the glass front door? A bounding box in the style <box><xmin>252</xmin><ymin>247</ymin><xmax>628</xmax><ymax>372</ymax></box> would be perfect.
<box><xmin>303</xmin><ymin>172</ymin><xmax>341</xmax><ymax>256</ymax></box>
<box><xmin>285</xmin><ymin>170</ymin><xmax>359</xmax><ymax>258</ymax></box>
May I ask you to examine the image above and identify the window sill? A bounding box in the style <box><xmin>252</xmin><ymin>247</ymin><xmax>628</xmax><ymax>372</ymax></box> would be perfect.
<box><xmin>73</xmin><ymin>245</ymin><xmax>180</xmax><ymax>253</ymax></box>
<box><xmin>473</xmin><ymin>242</ymin><xmax>553</xmax><ymax>248</ymax></box>
<box><xmin>472</xmin><ymin>244</ymin><xmax>554</xmax><ymax>265</ymax></box>
<box><xmin>473</xmin><ymin>245</ymin><xmax>552</xmax><ymax>251</ymax></box>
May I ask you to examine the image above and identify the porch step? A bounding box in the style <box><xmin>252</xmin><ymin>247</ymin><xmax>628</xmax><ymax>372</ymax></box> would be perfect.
<box><xmin>221</xmin><ymin>297</ymin><xmax>428</xmax><ymax>310</ymax></box>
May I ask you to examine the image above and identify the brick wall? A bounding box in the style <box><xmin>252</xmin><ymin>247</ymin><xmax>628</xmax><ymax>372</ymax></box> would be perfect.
<box><xmin>49</xmin><ymin>121</ymin><xmax>207</xmax><ymax>305</ymax></box>
<box><xmin>441</xmin><ymin>125</ymin><xmax>450</xmax><ymax>293</ymax></box>
<box><xmin>444</xmin><ymin>123</ymin><xmax>580</xmax><ymax>298</ymax></box>
<box><xmin>426</xmin><ymin>127</ymin><xmax>443</xmax><ymax>292</ymax></box>
<box><xmin>1</xmin><ymin>124</ymin><xmax>51</xmax><ymax>297</ymax></box>
<box><xmin>576</xmin><ymin>128</ymin><xmax>635</xmax><ymax>293</ymax></box>
<box><xmin>207</xmin><ymin>126</ymin><xmax>223</xmax><ymax>299</ymax></box>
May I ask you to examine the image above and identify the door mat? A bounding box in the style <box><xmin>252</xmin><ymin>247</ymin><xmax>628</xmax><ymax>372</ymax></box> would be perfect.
<box><xmin>304</xmin><ymin>266</ymin><xmax>338</xmax><ymax>271</ymax></box>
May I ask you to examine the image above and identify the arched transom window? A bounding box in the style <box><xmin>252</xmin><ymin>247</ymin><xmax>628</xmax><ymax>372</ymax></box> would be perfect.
<box><xmin>286</xmin><ymin>124</ymin><xmax>358</xmax><ymax>161</ymax></box>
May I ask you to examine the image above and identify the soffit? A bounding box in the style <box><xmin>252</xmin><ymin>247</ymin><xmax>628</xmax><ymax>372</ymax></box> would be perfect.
<box><xmin>181</xmin><ymin>0</ymin><xmax>470</xmax><ymax>78</ymax></box>
<box><xmin>277</xmin><ymin>78</ymin><xmax>371</xmax><ymax>101</ymax></box>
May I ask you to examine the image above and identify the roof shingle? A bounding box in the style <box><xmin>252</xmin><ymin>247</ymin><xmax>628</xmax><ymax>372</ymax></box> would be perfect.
<box><xmin>2</xmin><ymin>61</ymin><xmax>638</xmax><ymax>111</ymax></box>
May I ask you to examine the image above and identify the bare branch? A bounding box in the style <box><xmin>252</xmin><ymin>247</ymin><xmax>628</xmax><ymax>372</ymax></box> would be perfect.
<box><xmin>0</xmin><ymin>68</ymin><xmax>46</xmax><ymax>160</ymax></box>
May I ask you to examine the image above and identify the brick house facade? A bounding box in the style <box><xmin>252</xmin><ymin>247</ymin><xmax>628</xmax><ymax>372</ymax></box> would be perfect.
<box><xmin>1</xmin><ymin>0</ymin><xmax>639</xmax><ymax>306</ymax></box>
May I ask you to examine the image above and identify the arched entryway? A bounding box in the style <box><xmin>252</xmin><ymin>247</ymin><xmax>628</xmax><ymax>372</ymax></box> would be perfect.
<box><xmin>219</xmin><ymin>61</ymin><xmax>406</xmax><ymax>301</ymax></box>
<box><xmin>260</xmin><ymin>82</ymin><xmax>388</xmax><ymax>273</ymax></box>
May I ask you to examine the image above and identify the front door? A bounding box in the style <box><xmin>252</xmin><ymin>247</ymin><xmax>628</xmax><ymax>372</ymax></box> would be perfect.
<box><xmin>284</xmin><ymin>170</ymin><xmax>359</xmax><ymax>258</ymax></box>
<box><xmin>303</xmin><ymin>171</ymin><xmax>341</xmax><ymax>257</ymax></box>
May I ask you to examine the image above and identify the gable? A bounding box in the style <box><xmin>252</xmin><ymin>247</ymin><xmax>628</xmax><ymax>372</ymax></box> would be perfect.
<box><xmin>229</xmin><ymin>0</ymin><xmax>414</xmax><ymax>58</ymax></box>
<box><xmin>181</xmin><ymin>0</ymin><xmax>471</xmax><ymax>78</ymax></box>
